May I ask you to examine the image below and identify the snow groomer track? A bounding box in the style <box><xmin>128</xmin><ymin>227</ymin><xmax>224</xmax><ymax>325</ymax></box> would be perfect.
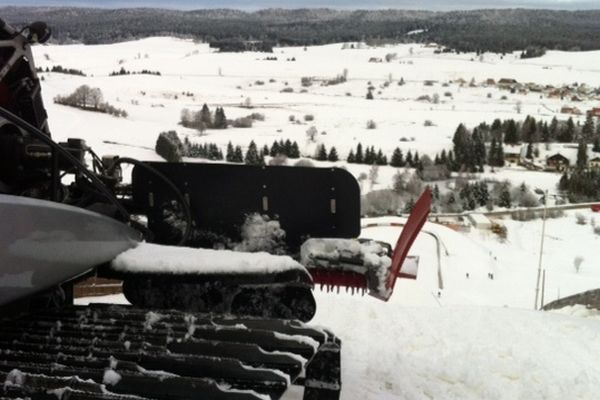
<box><xmin>0</xmin><ymin>304</ymin><xmax>341</xmax><ymax>400</ymax></box>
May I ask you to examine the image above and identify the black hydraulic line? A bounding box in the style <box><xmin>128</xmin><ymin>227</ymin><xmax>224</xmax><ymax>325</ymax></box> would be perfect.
<box><xmin>109</xmin><ymin>157</ymin><xmax>193</xmax><ymax>246</ymax></box>
<box><xmin>0</xmin><ymin>106</ymin><xmax>130</xmax><ymax>221</ymax></box>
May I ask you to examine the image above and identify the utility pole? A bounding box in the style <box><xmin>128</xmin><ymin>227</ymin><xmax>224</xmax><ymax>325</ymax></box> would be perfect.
<box><xmin>534</xmin><ymin>190</ymin><xmax>548</xmax><ymax>310</ymax></box>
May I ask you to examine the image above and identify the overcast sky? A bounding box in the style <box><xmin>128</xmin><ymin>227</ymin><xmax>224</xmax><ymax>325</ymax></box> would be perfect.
<box><xmin>2</xmin><ymin>0</ymin><xmax>599</xmax><ymax>10</ymax></box>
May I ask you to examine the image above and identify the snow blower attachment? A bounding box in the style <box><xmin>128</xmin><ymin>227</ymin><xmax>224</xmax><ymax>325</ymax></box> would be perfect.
<box><xmin>301</xmin><ymin>189</ymin><xmax>432</xmax><ymax>300</ymax></box>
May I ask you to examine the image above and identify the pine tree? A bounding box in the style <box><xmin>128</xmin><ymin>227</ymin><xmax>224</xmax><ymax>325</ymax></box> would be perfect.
<box><xmin>226</xmin><ymin>141</ymin><xmax>235</xmax><ymax>162</ymax></box>
<box><xmin>559</xmin><ymin>117</ymin><xmax>575</xmax><ymax>142</ymax></box>
<box><xmin>593</xmin><ymin>137</ymin><xmax>600</xmax><ymax>153</ymax></box>
<box><xmin>317</xmin><ymin>144</ymin><xmax>328</xmax><ymax>161</ymax></box>
<box><xmin>453</xmin><ymin>123</ymin><xmax>472</xmax><ymax>170</ymax></box>
<box><xmin>375</xmin><ymin>149</ymin><xmax>387</xmax><ymax>165</ymax></box>
<box><xmin>433</xmin><ymin>184</ymin><xmax>440</xmax><ymax>199</ymax></box>
<box><xmin>489</xmin><ymin>138</ymin><xmax>498</xmax><ymax>166</ymax></box>
<box><xmin>521</xmin><ymin>115</ymin><xmax>537</xmax><ymax>143</ymax></box>
<box><xmin>234</xmin><ymin>145</ymin><xmax>244</xmax><ymax>162</ymax></box>
<box><xmin>366</xmin><ymin>90</ymin><xmax>374</xmax><ymax>100</ymax></box>
<box><xmin>390</xmin><ymin>147</ymin><xmax>404</xmax><ymax>167</ymax></box>
<box><xmin>472</xmin><ymin>128</ymin><xmax>486</xmax><ymax>170</ymax></box>
<box><xmin>213</xmin><ymin>107</ymin><xmax>227</xmax><ymax>129</ymax></box>
<box><xmin>496</xmin><ymin>141</ymin><xmax>505</xmax><ymax>167</ymax></box>
<box><xmin>364</xmin><ymin>146</ymin><xmax>376</xmax><ymax>164</ymax></box>
<box><xmin>477</xmin><ymin>181</ymin><xmax>489</xmax><ymax>206</ymax></box>
<box><xmin>262</xmin><ymin>144</ymin><xmax>270</xmax><ymax>158</ymax></box>
<box><xmin>200</xmin><ymin>103</ymin><xmax>212</xmax><ymax>128</ymax></box>
<box><xmin>498</xmin><ymin>184</ymin><xmax>511</xmax><ymax>208</ymax></box>
<box><xmin>440</xmin><ymin>149</ymin><xmax>447</xmax><ymax>165</ymax></box>
<box><xmin>447</xmin><ymin>150</ymin><xmax>455</xmax><ymax>170</ymax></box>
<box><xmin>270</xmin><ymin>140</ymin><xmax>280</xmax><ymax>156</ymax></box>
<box><xmin>504</xmin><ymin>119</ymin><xmax>519</xmax><ymax>145</ymax></box>
<box><xmin>403</xmin><ymin>198</ymin><xmax>415</xmax><ymax>213</ymax></box>
<box><xmin>526</xmin><ymin>142</ymin><xmax>533</xmax><ymax>159</ymax></box>
<box><xmin>542</xmin><ymin>122</ymin><xmax>550</xmax><ymax>143</ymax></box>
<box><xmin>290</xmin><ymin>141</ymin><xmax>300</xmax><ymax>158</ymax></box>
<box><xmin>405</xmin><ymin>150</ymin><xmax>413</xmax><ymax>167</ymax></box>
<box><xmin>347</xmin><ymin>149</ymin><xmax>355</xmax><ymax>163</ymax></box>
<box><xmin>582</xmin><ymin>114</ymin><xmax>595</xmax><ymax>142</ymax></box>
<box><xmin>284</xmin><ymin>139</ymin><xmax>293</xmax><ymax>156</ymax></box>
<box><xmin>491</xmin><ymin>118</ymin><xmax>502</xmax><ymax>138</ymax></box>
<box><xmin>328</xmin><ymin>146</ymin><xmax>339</xmax><ymax>162</ymax></box>
<box><xmin>244</xmin><ymin>141</ymin><xmax>261</xmax><ymax>165</ymax></box>
<box><xmin>576</xmin><ymin>141</ymin><xmax>588</xmax><ymax>170</ymax></box>
<box><xmin>355</xmin><ymin>143</ymin><xmax>364</xmax><ymax>164</ymax></box>
<box><xmin>549</xmin><ymin>117</ymin><xmax>559</xmax><ymax>141</ymax></box>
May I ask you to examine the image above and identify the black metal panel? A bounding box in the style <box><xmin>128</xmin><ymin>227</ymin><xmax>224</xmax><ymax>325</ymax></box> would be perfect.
<box><xmin>131</xmin><ymin>163</ymin><xmax>361</xmax><ymax>247</ymax></box>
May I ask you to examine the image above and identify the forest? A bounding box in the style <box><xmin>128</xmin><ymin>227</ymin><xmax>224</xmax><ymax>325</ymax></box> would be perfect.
<box><xmin>3</xmin><ymin>7</ymin><xmax>600</xmax><ymax>53</ymax></box>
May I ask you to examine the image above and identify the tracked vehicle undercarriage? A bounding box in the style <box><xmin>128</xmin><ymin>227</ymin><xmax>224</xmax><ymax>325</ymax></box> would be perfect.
<box><xmin>0</xmin><ymin>18</ymin><xmax>431</xmax><ymax>400</ymax></box>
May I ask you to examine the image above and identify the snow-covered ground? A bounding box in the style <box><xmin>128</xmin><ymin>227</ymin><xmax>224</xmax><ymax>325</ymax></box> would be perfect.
<box><xmin>33</xmin><ymin>38</ymin><xmax>600</xmax><ymax>192</ymax></box>
<box><xmin>77</xmin><ymin>209</ymin><xmax>600</xmax><ymax>400</ymax></box>
<box><xmin>43</xmin><ymin>38</ymin><xmax>600</xmax><ymax>399</ymax></box>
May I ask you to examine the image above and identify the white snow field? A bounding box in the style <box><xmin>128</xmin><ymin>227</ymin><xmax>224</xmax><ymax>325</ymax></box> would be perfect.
<box><xmin>46</xmin><ymin>38</ymin><xmax>600</xmax><ymax>399</ymax></box>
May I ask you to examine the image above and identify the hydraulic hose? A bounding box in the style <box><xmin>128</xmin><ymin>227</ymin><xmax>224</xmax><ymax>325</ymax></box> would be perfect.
<box><xmin>0</xmin><ymin>106</ymin><xmax>131</xmax><ymax>221</ymax></box>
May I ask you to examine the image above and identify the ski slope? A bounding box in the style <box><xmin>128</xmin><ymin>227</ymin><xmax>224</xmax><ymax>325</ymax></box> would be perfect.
<box><xmin>42</xmin><ymin>37</ymin><xmax>600</xmax><ymax>399</ymax></box>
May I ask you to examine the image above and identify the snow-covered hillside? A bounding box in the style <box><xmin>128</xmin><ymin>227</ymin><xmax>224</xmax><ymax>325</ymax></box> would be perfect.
<box><xmin>33</xmin><ymin>38</ymin><xmax>600</xmax><ymax>193</ymax></box>
<box><xmin>47</xmin><ymin>38</ymin><xmax>600</xmax><ymax>399</ymax></box>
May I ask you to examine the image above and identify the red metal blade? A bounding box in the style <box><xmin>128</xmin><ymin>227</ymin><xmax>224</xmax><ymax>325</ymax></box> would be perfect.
<box><xmin>384</xmin><ymin>189</ymin><xmax>432</xmax><ymax>299</ymax></box>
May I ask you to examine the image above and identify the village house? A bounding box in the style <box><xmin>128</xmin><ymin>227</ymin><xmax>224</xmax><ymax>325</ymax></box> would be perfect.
<box><xmin>498</xmin><ymin>78</ymin><xmax>517</xmax><ymax>89</ymax></box>
<box><xmin>561</xmin><ymin>106</ymin><xmax>582</xmax><ymax>115</ymax></box>
<box><xmin>590</xmin><ymin>156</ymin><xmax>600</xmax><ymax>169</ymax></box>
<box><xmin>587</xmin><ymin>108</ymin><xmax>600</xmax><ymax>118</ymax></box>
<box><xmin>546</xmin><ymin>153</ymin><xmax>570</xmax><ymax>171</ymax></box>
<box><xmin>503</xmin><ymin>145</ymin><xmax>522</xmax><ymax>165</ymax></box>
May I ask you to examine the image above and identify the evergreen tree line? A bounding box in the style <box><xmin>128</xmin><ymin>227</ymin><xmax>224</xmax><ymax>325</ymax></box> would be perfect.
<box><xmin>314</xmin><ymin>144</ymin><xmax>339</xmax><ymax>162</ymax></box>
<box><xmin>156</xmin><ymin>131</ymin><xmax>306</xmax><ymax>167</ymax></box>
<box><xmin>389</xmin><ymin>147</ymin><xmax>423</xmax><ymax>168</ymax></box>
<box><xmin>183</xmin><ymin>137</ymin><xmax>224</xmax><ymax>161</ymax></box>
<box><xmin>36</xmin><ymin>65</ymin><xmax>86</xmax><ymax>76</ymax></box>
<box><xmin>269</xmin><ymin>139</ymin><xmax>301</xmax><ymax>158</ymax></box>
<box><xmin>470</xmin><ymin>115</ymin><xmax>600</xmax><ymax>146</ymax></box>
<box><xmin>11</xmin><ymin>8</ymin><xmax>600</xmax><ymax>53</ymax></box>
<box><xmin>109</xmin><ymin>67</ymin><xmax>161</xmax><ymax>76</ymax></box>
<box><xmin>449</xmin><ymin>115</ymin><xmax>600</xmax><ymax>173</ymax></box>
<box><xmin>558</xmin><ymin>140</ymin><xmax>600</xmax><ymax>201</ymax></box>
<box><xmin>347</xmin><ymin>143</ymin><xmax>389</xmax><ymax>165</ymax></box>
<box><xmin>181</xmin><ymin>104</ymin><xmax>228</xmax><ymax>131</ymax></box>
<box><xmin>559</xmin><ymin>169</ymin><xmax>600</xmax><ymax>201</ymax></box>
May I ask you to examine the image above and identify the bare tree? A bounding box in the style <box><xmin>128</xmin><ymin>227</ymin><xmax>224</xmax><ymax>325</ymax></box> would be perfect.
<box><xmin>306</xmin><ymin>126</ymin><xmax>318</xmax><ymax>142</ymax></box>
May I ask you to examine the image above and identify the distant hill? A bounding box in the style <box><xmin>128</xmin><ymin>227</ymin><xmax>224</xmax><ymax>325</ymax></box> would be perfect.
<box><xmin>3</xmin><ymin>6</ymin><xmax>600</xmax><ymax>52</ymax></box>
